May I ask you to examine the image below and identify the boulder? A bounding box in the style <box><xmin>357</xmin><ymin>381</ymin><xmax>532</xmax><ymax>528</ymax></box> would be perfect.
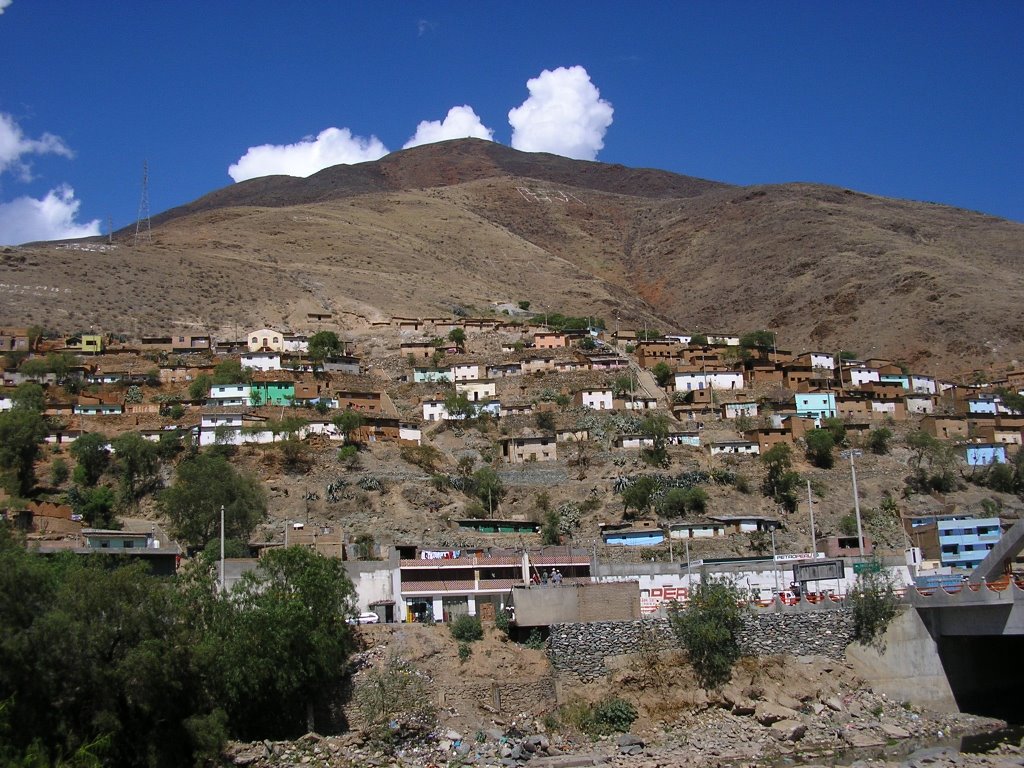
<box><xmin>825</xmin><ymin>696</ymin><xmax>845</xmax><ymax>712</ymax></box>
<box><xmin>845</xmin><ymin>730</ymin><xmax>885</xmax><ymax>748</ymax></box>
<box><xmin>755</xmin><ymin>702</ymin><xmax>800</xmax><ymax>725</ymax></box>
<box><xmin>881</xmin><ymin>724</ymin><xmax>911</xmax><ymax>739</ymax></box>
<box><xmin>770</xmin><ymin>720</ymin><xmax>807</xmax><ymax>742</ymax></box>
<box><xmin>616</xmin><ymin>734</ymin><xmax>645</xmax><ymax>748</ymax></box>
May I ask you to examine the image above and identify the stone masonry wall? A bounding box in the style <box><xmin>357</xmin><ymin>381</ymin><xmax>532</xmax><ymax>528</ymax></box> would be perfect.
<box><xmin>548</xmin><ymin>608</ymin><xmax>854</xmax><ymax>681</ymax></box>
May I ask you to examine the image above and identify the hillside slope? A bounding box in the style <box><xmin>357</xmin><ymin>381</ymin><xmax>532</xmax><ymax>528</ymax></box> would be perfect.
<box><xmin>4</xmin><ymin>139</ymin><xmax>1023</xmax><ymax>373</ymax></box>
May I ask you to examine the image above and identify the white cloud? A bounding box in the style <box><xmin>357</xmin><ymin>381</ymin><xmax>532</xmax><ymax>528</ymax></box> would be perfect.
<box><xmin>0</xmin><ymin>185</ymin><xmax>101</xmax><ymax>245</ymax></box>
<box><xmin>0</xmin><ymin>112</ymin><xmax>73</xmax><ymax>181</ymax></box>
<box><xmin>228</xmin><ymin>127</ymin><xmax>389</xmax><ymax>182</ymax></box>
<box><xmin>0</xmin><ymin>1</ymin><xmax>12</xmax><ymax>15</ymax></box>
<box><xmin>508</xmin><ymin>65</ymin><xmax>614</xmax><ymax>160</ymax></box>
<box><xmin>402</xmin><ymin>105</ymin><xmax>494</xmax><ymax>149</ymax></box>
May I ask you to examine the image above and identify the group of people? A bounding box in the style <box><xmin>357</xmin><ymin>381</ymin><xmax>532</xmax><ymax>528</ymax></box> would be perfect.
<box><xmin>530</xmin><ymin>568</ymin><xmax>563</xmax><ymax>586</ymax></box>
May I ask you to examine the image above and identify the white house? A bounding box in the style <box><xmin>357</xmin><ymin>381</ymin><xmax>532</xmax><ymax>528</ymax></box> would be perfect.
<box><xmin>905</xmin><ymin>395</ymin><xmax>935</xmax><ymax>415</ymax></box>
<box><xmin>422</xmin><ymin>399</ymin><xmax>448</xmax><ymax>422</ymax></box>
<box><xmin>208</xmin><ymin>384</ymin><xmax>251</xmax><ymax>407</ymax></box>
<box><xmin>199</xmin><ymin>412</ymin><xmax>274</xmax><ymax>446</ymax></box>
<box><xmin>708</xmin><ymin>440</ymin><xmax>759</xmax><ymax>456</ymax></box>
<box><xmin>910</xmin><ymin>375</ymin><xmax>937</xmax><ymax>394</ymax></box>
<box><xmin>247</xmin><ymin>328</ymin><xmax>285</xmax><ymax>353</ymax></box>
<box><xmin>450</xmin><ymin>364</ymin><xmax>481</xmax><ymax>382</ymax></box>
<box><xmin>577</xmin><ymin>388</ymin><xmax>614</xmax><ymax>410</ymax></box>
<box><xmin>0</xmin><ymin>393</ymin><xmax>12</xmax><ymax>412</ymax></box>
<box><xmin>708</xmin><ymin>334</ymin><xmax>740</xmax><ymax>346</ymax></box>
<box><xmin>848</xmin><ymin>367</ymin><xmax>881</xmax><ymax>387</ymax></box>
<box><xmin>281</xmin><ymin>333</ymin><xmax>309</xmax><ymax>353</ymax></box>
<box><xmin>455</xmin><ymin>379</ymin><xmax>496</xmax><ymax>402</ymax></box>
<box><xmin>808</xmin><ymin>352</ymin><xmax>836</xmax><ymax>370</ymax></box>
<box><xmin>622</xmin><ymin>396</ymin><xmax>659</xmax><ymax>410</ymax></box>
<box><xmin>674</xmin><ymin>370</ymin><xmax>744</xmax><ymax>391</ymax></box>
<box><xmin>722</xmin><ymin>401</ymin><xmax>758</xmax><ymax>419</ymax></box>
<box><xmin>241</xmin><ymin>352</ymin><xmax>282</xmax><ymax>372</ymax></box>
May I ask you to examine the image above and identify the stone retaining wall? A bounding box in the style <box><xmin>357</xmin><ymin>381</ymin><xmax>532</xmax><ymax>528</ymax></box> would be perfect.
<box><xmin>548</xmin><ymin>608</ymin><xmax>854</xmax><ymax>681</ymax></box>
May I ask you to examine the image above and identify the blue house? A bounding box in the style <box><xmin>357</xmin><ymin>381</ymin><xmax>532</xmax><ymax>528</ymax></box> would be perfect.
<box><xmin>601</xmin><ymin>521</ymin><xmax>665</xmax><ymax>547</ymax></box>
<box><xmin>964</xmin><ymin>443</ymin><xmax>1007</xmax><ymax>466</ymax></box>
<box><xmin>412</xmin><ymin>367</ymin><xmax>453</xmax><ymax>383</ymax></box>
<box><xmin>795</xmin><ymin>392</ymin><xmax>836</xmax><ymax>419</ymax></box>
<box><xmin>967</xmin><ymin>397</ymin><xmax>998</xmax><ymax>415</ymax></box>
<box><xmin>936</xmin><ymin>517</ymin><xmax>1002</xmax><ymax>569</ymax></box>
<box><xmin>879</xmin><ymin>374</ymin><xmax>910</xmax><ymax>389</ymax></box>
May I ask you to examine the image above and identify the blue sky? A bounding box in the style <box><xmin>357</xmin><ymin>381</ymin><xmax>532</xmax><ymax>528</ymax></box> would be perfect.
<box><xmin>1</xmin><ymin>2</ymin><xmax>1022</xmax><ymax>244</ymax></box>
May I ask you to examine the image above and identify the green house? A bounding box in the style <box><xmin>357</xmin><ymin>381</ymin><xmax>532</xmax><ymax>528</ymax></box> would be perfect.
<box><xmin>81</xmin><ymin>334</ymin><xmax>104</xmax><ymax>354</ymax></box>
<box><xmin>250</xmin><ymin>380</ymin><xmax>295</xmax><ymax>406</ymax></box>
<box><xmin>456</xmin><ymin>519</ymin><xmax>541</xmax><ymax>534</ymax></box>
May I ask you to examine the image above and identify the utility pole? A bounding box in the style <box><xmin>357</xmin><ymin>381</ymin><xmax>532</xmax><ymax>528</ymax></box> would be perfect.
<box><xmin>807</xmin><ymin>481</ymin><xmax>818</xmax><ymax>558</ymax></box>
<box><xmin>842</xmin><ymin>449</ymin><xmax>866</xmax><ymax>557</ymax></box>
<box><xmin>219</xmin><ymin>504</ymin><xmax>225</xmax><ymax>593</ymax></box>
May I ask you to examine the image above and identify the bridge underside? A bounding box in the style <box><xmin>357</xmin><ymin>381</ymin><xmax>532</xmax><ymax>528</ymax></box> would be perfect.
<box><xmin>935</xmin><ymin>634</ymin><xmax>1024</xmax><ymax>721</ymax></box>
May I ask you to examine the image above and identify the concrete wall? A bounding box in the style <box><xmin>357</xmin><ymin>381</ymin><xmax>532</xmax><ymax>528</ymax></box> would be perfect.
<box><xmin>846</xmin><ymin>607</ymin><xmax>959</xmax><ymax>713</ymax></box>
<box><xmin>513</xmin><ymin>582</ymin><xmax>640</xmax><ymax>627</ymax></box>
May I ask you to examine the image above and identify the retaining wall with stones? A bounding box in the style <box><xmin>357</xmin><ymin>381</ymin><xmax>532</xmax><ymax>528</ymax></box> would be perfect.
<box><xmin>548</xmin><ymin>607</ymin><xmax>854</xmax><ymax>681</ymax></box>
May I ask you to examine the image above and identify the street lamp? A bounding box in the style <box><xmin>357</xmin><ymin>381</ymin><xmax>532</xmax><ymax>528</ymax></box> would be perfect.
<box><xmin>841</xmin><ymin>449</ymin><xmax>865</xmax><ymax>557</ymax></box>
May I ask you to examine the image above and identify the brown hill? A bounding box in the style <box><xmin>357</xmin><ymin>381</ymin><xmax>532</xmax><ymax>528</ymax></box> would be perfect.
<box><xmin>3</xmin><ymin>138</ymin><xmax>1023</xmax><ymax>374</ymax></box>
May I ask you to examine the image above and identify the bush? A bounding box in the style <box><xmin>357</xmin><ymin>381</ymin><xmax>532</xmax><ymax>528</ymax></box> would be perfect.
<box><xmin>457</xmin><ymin>643</ymin><xmax>472</xmax><ymax>663</ymax></box>
<box><xmin>804</xmin><ymin>428</ymin><xmax>835</xmax><ymax>468</ymax></box>
<box><xmin>559</xmin><ymin>696</ymin><xmax>637</xmax><ymax>738</ymax></box>
<box><xmin>495</xmin><ymin>609</ymin><xmax>511</xmax><ymax>635</ymax></box>
<box><xmin>449</xmin><ymin>614</ymin><xmax>483</xmax><ymax>643</ymax></box>
<box><xmin>670</xmin><ymin>576</ymin><xmax>745</xmax><ymax>690</ymax></box>
<box><xmin>49</xmin><ymin>458</ymin><xmax>69</xmax><ymax>486</ymax></box>
<box><xmin>849</xmin><ymin>564</ymin><xmax>900</xmax><ymax>644</ymax></box>
<box><xmin>868</xmin><ymin>428</ymin><xmax>893</xmax><ymax>455</ymax></box>
<box><xmin>535</xmin><ymin>411</ymin><xmax>556</xmax><ymax>431</ymax></box>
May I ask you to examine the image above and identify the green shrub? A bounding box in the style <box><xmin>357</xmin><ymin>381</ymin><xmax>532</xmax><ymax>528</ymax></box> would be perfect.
<box><xmin>849</xmin><ymin>563</ymin><xmax>900</xmax><ymax>644</ymax></box>
<box><xmin>670</xmin><ymin>576</ymin><xmax>745</xmax><ymax>689</ymax></box>
<box><xmin>495</xmin><ymin>609</ymin><xmax>511</xmax><ymax>635</ymax></box>
<box><xmin>592</xmin><ymin>697</ymin><xmax>637</xmax><ymax>735</ymax></box>
<box><xmin>49</xmin><ymin>458</ymin><xmax>69</xmax><ymax>486</ymax></box>
<box><xmin>525</xmin><ymin>628</ymin><xmax>545</xmax><ymax>650</ymax></box>
<box><xmin>449</xmin><ymin>614</ymin><xmax>483</xmax><ymax>642</ymax></box>
<box><xmin>458</xmin><ymin>643</ymin><xmax>472</xmax><ymax>663</ymax></box>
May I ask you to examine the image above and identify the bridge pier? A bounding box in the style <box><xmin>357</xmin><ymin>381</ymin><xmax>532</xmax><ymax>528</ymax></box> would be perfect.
<box><xmin>847</xmin><ymin>607</ymin><xmax>959</xmax><ymax>713</ymax></box>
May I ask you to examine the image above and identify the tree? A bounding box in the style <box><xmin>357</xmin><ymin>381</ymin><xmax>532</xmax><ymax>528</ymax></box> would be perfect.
<box><xmin>332</xmin><ymin>409</ymin><xmax>364</xmax><ymax>445</ymax></box>
<box><xmin>621</xmin><ymin>475</ymin><xmax>658</xmax><ymax>518</ymax></box>
<box><xmin>188</xmin><ymin>373</ymin><xmax>212</xmax><ymax>401</ymax></box>
<box><xmin>444</xmin><ymin>390</ymin><xmax>476</xmax><ymax>421</ymax></box>
<box><xmin>208</xmin><ymin>547</ymin><xmax>358</xmax><ymax>738</ymax></box>
<box><xmin>535</xmin><ymin>411</ymin><xmax>555</xmax><ymax>431</ymax></box>
<box><xmin>540</xmin><ymin>508</ymin><xmax>561</xmax><ymax>545</ymax></box>
<box><xmin>18</xmin><ymin>357</ymin><xmax>50</xmax><ymax>381</ymax></box>
<box><xmin>109</xmin><ymin>432</ymin><xmax>159</xmax><ymax>510</ymax></box>
<box><xmin>669</xmin><ymin>576</ymin><xmax>745</xmax><ymax>689</ymax></box>
<box><xmin>849</xmin><ymin>563</ymin><xmax>900</xmax><ymax>645</ymax></box>
<box><xmin>0</xmin><ymin>407</ymin><xmax>47</xmax><ymax>496</ymax></box>
<box><xmin>804</xmin><ymin>428</ymin><xmax>836</xmax><ymax>468</ymax></box>
<box><xmin>612</xmin><ymin>374</ymin><xmax>635</xmax><ymax>397</ymax></box>
<box><xmin>26</xmin><ymin>324</ymin><xmax>47</xmax><ymax>351</ymax></box>
<box><xmin>657</xmin><ymin>486</ymin><xmax>708</xmax><ymax>518</ymax></box>
<box><xmin>579</xmin><ymin>335</ymin><xmax>597</xmax><ymax>350</ymax></box>
<box><xmin>308</xmin><ymin>330</ymin><xmax>342</xmax><ymax>361</ymax></box>
<box><xmin>867</xmin><ymin>427</ymin><xmax>892</xmax><ymax>455</ymax></box>
<box><xmin>739</xmin><ymin>330</ymin><xmax>774</xmax><ymax>350</ymax></box>
<box><xmin>212</xmin><ymin>359</ymin><xmax>249</xmax><ymax>385</ymax></box>
<box><xmin>159</xmin><ymin>452</ymin><xmax>267</xmax><ymax>550</ymax></box>
<box><xmin>70</xmin><ymin>432</ymin><xmax>111</xmax><ymax>486</ymax></box>
<box><xmin>822</xmin><ymin>417</ymin><xmax>847</xmax><ymax>446</ymax></box>
<box><xmin>640</xmin><ymin>414</ymin><xmax>670</xmax><ymax>467</ymax></box>
<box><xmin>651</xmin><ymin>361</ymin><xmax>674</xmax><ymax>388</ymax></box>
<box><xmin>45</xmin><ymin>352</ymin><xmax>78</xmax><ymax>385</ymax></box>
<box><xmin>11</xmin><ymin>381</ymin><xmax>45</xmax><ymax>412</ymax></box>
<box><xmin>517</xmin><ymin>300</ymin><xmax>531</xmax><ymax>311</ymax></box>
<box><xmin>689</xmin><ymin>333</ymin><xmax>708</xmax><ymax>346</ymax></box>
<box><xmin>447</xmin><ymin>328</ymin><xmax>466</xmax><ymax>349</ymax></box>
<box><xmin>472</xmin><ymin>466</ymin><xmax>505</xmax><ymax>515</ymax></box>
<box><xmin>68</xmin><ymin>484</ymin><xmax>118</xmax><ymax>528</ymax></box>
<box><xmin>760</xmin><ymin>443</ymin><xmax>800</xmax><ymax>512</ymax></box>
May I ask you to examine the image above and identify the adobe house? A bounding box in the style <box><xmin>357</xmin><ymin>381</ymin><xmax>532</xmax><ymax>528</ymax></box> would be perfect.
<box><xmin>400</xmin><ymin>341</ymin><xmax>436</xmax><ymax>360</ymax></box>
<box><xmin>745</xmin><ymin>428</ymin><xmax>792</xmax><ymax>454</ymax></box>
<box><xmin>920</xmin><ymin>415</ymin><xmax>969</xmax><ymax>440</ymax></box>
<box><xmin>533</xmin><ymin>331</ymin><xmax>569</xmax><ymax>349</ymax></box>
<box><xmin>500</xmin><ymin>435</ymin><xmax>557</xmax><ymax>463</ymax></box>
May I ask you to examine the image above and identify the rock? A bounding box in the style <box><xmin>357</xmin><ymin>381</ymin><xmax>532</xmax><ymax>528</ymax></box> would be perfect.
<box><xmin>487</xmin><ymin>729</ymin><xmax>506</xmax><ymax>741</ymax></box>
<box><xmin>755</xmin><ymin>702</ymin><xmax>800</xmax><ymax>725</ymax></box>
<box><xmin>845</xmin><ymin>730</ymin><xmax>885</xmax><ymax>748</ymax></box>
<box><xmin>228</xmin><ymin>743</ymin><xmax>268</xmax><ymax>766</ymax></box>
<box><xmin>825</xmin><ymin>696</ymin><xmax>845</xmax><ymax>712</ymax></box>
<box><xmin>733</xmin><ymin>700</ymin><xmax>757</xmax><ymax>716</ymax></box>
<box><xmin>881</xmin><ymin>724</ymin><xmax>911</xmax><ymax>739</ymax></box>
<box><xmin>456</xmin><ymin>742</ymin><xmax>472</xmax><ymax>756</ymax></box>
<box><xmin>776</xmin><ymin>694</ymin><xmax>803</xmax><ymax>711</ymax></box>
<box><xmin>811</xmin><ymin>702</ymin><xmax>826</xmax><ymax>716</ymax></box>
<box><xmin>616</xmin><ymin>734</ymin><xmax>645</xmax><ymax>748</ymax></box>
<box><xmin>438</xmin><ymin>739</ymin><xmax>452</xmax><ymax>751</ymax></box>
<box><xmin>446</xmin><ymin>729</ymin><xmax>463</xmax><ymax>741</ymax></box>
<box><xmin>770</xmin><ymin>719</ymin><xmax>807</xmax><ymax>742</ymax></box>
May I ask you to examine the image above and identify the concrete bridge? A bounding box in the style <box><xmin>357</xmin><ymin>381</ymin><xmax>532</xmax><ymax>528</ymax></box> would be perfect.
<box><xmin>849</xmin><ymin>519</ymin><xmax>1024</xmax><ymax>718</ymax></box>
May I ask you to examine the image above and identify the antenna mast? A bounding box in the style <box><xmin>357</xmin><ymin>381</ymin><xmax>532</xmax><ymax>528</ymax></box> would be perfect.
<box><xmin>134</xmin><ymin>160</ymin><xmax>151</xmax><ymax>246</ymax></box>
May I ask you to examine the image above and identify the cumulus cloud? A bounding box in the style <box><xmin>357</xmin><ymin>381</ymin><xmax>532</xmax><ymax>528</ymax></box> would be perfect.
<box><xmin>0</xmin><ymin>185</ymin><xmax>101</xmax><ymax>245</ymax></box>
<box><xmin>0</xmin><ymin>112</ymin><xmax>73</xmax><ymax>181</ymax></box>
<box><xmin>403</xmin><ymin>105</ymin><xmax>494</xmax><ymax>149</ymax></box>
<box><xmin>227</xmin><ymin>127</ymin><xmax>389</xmax><ymax>182</ymax></box>
<box><xmin>0</xmin><ymin>1</ymin><xmax>12</xmax><ymax>15</ymax></box>
<box><xmin>508</xmin><ymin>65</ymin><xmax>614</xmax><ymax>160</ymax></box>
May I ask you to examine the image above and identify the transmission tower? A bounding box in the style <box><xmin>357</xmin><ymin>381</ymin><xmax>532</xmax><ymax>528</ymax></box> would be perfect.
<box><xmin>134</xmin><ymin>160</ymin><xmax>152</xmax><ymax>246</ymax></box>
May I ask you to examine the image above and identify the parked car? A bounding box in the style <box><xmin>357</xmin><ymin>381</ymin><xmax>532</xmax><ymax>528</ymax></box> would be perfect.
<box><xmin>350</xmin><ymin>611</ymin><xmax>379</xmax><ymax>625</ymax></box>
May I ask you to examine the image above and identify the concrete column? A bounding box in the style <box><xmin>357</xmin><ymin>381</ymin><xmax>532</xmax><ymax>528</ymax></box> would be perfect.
<box><xmin>467</xmin><ymin>594</ymin><xmax>477</xmax><ymax>616</ymax></box>
<box><xmin>432</xmin><ymin>596</ymin><xmax>443</xmax><ymax>623</ymax></box>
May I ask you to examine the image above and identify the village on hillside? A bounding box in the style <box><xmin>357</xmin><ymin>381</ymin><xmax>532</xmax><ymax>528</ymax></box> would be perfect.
<box><xmin>2</xmin><ymin>312</ymin><xmax>1023</xmax><ymax>625</ymax></box>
